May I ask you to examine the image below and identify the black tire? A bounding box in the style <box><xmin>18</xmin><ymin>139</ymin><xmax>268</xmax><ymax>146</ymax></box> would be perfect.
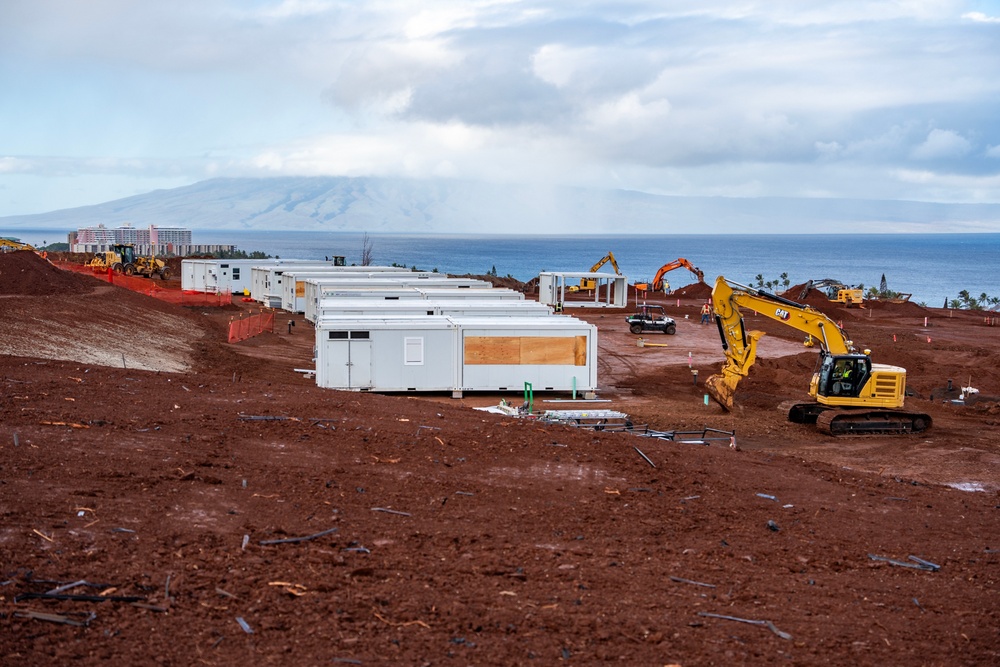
<box><xmin>112</xmin><ymin>263</ymin><xmax>124</xmax><ymax>274</ymax></box>
<box><xmin>160</xmin><ymin>267</ymin><xmax>172</xmax><ymax>280</ymax></box>
<box><xmin>630</xmin><ymin>324</ymin><xmax>643</xmax><ymax>334</ymax></box>
<box><xmin>123</xmin><ymin>263</ymin><xmax>136</xmax><ymax>275</ymax></box>
<box><xmin>665</xmin><ymin>324</ymin><xmax>676</xmax><ymax>335</ymax></box>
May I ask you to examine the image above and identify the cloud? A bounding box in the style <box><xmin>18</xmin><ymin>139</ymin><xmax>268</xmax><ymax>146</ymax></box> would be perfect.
<box><xmin>963</xmin><ymin>11</ymin><xmax>1000</xmax><ymax>23</ymax></box>
<box><xmin>3</xmin><ymin>0</ymin><xmax>1000</xmax><ymax>217</ymax></box>
<box><xmin>911</xmin><ymin>129</ymin><xmax>973</xmax><ymax>160</ymax></box>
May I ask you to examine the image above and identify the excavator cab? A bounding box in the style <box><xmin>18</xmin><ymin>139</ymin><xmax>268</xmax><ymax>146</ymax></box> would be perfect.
<box><xmin>817</xmin><ymin>354</ymin><xmax>871</xmax><ymax>398</ymax></box>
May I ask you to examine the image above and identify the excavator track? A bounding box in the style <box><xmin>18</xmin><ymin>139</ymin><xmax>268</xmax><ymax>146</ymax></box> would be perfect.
<box><xmin>814</xmin><ymin>408</ymin><xmax>932</xmax><ymax>436</ymax></box>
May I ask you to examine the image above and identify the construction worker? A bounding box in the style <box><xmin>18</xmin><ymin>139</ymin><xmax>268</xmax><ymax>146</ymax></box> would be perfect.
<box><xmin>700</xmin><ymin>302</ymin><xmax>711</xmax><ymax>324</ymax></box>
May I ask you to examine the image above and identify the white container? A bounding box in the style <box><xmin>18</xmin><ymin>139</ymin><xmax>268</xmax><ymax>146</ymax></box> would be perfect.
<box><xmin>315</xmin><ymin>315</ymin><xmax>597</xmax><ymax>397</ymax></box>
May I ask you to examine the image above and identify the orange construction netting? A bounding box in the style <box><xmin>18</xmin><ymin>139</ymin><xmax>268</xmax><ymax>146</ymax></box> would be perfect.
<box><xmin>227</xmin><ymin>311</ymin><xmax>275</xmax><ymax>343</ymax></box>
<box><xmin>54</xmin><ymin>260</ymin><xmax>233</xmax><ymax>307</ymax></box>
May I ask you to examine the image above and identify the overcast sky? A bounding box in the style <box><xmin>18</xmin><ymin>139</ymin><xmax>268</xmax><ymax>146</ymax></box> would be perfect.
<box><xmin>1</xmin><ymin>0</ymin><xmax>999</xmax><ymax>219</ymax></box>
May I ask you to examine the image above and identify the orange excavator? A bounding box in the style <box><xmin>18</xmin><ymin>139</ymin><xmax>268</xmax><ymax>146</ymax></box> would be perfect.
<box><xmin>635</xmin><ymin>258</ymin><xmax>704</xmax><ymax>292</ymax></box>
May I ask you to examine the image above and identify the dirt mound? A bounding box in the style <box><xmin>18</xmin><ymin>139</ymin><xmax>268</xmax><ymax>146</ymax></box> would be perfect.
<box><xmin>670</xmin><ymin>281</ymin><xmax>712</xmax><ymax>299</ymax></box>
<box><xmin>0</xmin><ymin>262</ymin><xmax>219</xmax><ymax>372</ymax></box>
<box><xmin>0</xmin><ymin>250</ymin><xmax>103</xmax><ymax>296</ymax></box>
<box><xmin>867</xmin><ymin>298</ymin><xmax>932</xmax><ymax>317</ymax></box>
<box><xmin>453</xmin><ymin>273</ymin><xmax>527</xmax><ymax>291</ymax></box>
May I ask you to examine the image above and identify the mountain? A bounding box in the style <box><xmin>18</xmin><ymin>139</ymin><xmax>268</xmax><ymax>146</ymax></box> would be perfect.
<box><xmin>2</xmin><ymin>176</ymin><xmax>999</xmax><ymax>234</ymax></box>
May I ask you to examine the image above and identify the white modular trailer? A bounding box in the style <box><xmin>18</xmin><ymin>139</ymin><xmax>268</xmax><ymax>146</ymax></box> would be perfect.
<box><xmin>538</xmin><ymin>272</ymin><xmax>629</xmax><ymax>309</ymax></box>
<box><xmin>280</xmin><ymin>270</ymin><xmax>436</xmax><ymax>313</ymax></box>
<box><xmin>181</xmin><ymin>259</ymin><xmax>337</xmax><ymax>294</ymax></box>
<box><xmin>250</xmin><ymin>264</ymin><xmax>353</xmax><ymax>307</ymax></box>
<box><xmin>315</xmin><ymin>315</ymin><xmax>597</xmax><ymax>397</ymax></box>
<box><xmin>315</xmin><ymin>298</ymin><xmax>552</xmax><ymax>320</ymax></box>
<box><xmin>303</xmin><ymin>279</ymin><xmax>495</xmax><ymax>321</ymax></box>
<box><xmin>249</xmin><ymin>264</ymin><xmax>414</xmax><ymax>307</ymax></box>
<box><xmin>306</xmin><ymin>286</ymin><xmax>524</xmax><ymax>322</ymax></box>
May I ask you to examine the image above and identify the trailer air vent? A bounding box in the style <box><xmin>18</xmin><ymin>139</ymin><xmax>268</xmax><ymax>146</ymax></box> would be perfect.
<box><xmin>328</xmin><ymin>331</ymin><xmax>348</xmax><ymax>339</ymax></box>
<box><xmin>499</xmin><ymin>387</ymin><xmax>507</xmax><ymax>391</ymax></box>
<box><xmin>408</xmin><ymin>388</ymin><xmax>417</xmax><ymax>391</ymax></box>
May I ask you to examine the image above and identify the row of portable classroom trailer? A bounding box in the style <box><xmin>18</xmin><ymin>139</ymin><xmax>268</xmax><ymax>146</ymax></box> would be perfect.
<box><xmin>252</xmin><ymin>266</ymin><xmax>457</xmax><ymax>309</ymax></box>
<box><xmin>180</xmin><ymin>259</ymin><xmax>599</xmax><ymax>398</ymax></box>
<box><xmin>283</xmin><ymin>272</ymin><xmax>492</xmax><ymax>313</ymax></box>
<box><xmin>306</xmin><ymin>285</ymin><xmax>523</xmax><ymax>322</ymax></box>
<box><xmin>314</xmin><ymin>314</ymin><xmax>597</xmax><ymax>398</ymax></box>
<box><xmin>182</xmin><ymin>259</ymin><xmax>349</xmax><ymax>294</ymax></box>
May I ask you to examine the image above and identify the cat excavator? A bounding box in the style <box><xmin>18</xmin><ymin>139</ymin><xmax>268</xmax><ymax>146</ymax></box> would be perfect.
<box><xmin>705</xmin><ymin>276</ymin><xmax>931</xmax><ymax>436</ymax></box>
<box><xmin>634</xmin><ymin>258</ymin><xmax>704</xmax><ymax>292</ymax></box>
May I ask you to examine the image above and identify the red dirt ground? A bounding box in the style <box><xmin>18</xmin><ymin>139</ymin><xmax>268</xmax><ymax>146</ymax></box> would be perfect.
<box><xmin>1</xmin><ymin>251</ymin><xmax>998</xmax><ymax>666</ymax></box>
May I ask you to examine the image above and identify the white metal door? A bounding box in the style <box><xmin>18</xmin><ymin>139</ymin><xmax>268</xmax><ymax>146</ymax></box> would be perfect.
<box><xmin>324</xmin><ymin>332</ymin><xmax>372</xmax><ymax>389</ymax></box>
<box><xmin>347</xmin><ymin>338</ymin><xmax>372</xmax><ymax>388</ymax></box>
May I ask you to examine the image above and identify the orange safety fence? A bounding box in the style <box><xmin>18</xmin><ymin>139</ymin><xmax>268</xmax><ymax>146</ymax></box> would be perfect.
<box><xmin>228</xmin><ymin>311</ymin><xmax>275</xmax><ymax>343</ymax></box>
<box><xmin>53</xmin><ymin>260</ymin><xmax>233</xmax><ymax>307</ymax></box>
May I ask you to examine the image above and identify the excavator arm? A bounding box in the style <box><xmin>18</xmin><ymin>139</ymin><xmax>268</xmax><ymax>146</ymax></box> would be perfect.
<box><xmin>589</xmin><ymin>251</ymin><xmax>621</xmax><ymax>275</ymax></box>
<box><xmin>705</xmin><ymin>276</ymin><xmax>854</xmax><ymax>410</ymax></box>
<box><xmin>574</xmin><ymin>252</ymin><xmax>621</xmax><ymax>291</ymax></box>
<box><xmin>0</xmin><ymin>238</ymin><xmax>37</xmax><ymax>252</ymax></box>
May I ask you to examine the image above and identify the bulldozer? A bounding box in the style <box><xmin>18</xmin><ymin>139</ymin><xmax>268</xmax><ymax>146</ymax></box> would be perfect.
<box><xmin>88</xmin><ymin>243</ymin><xmax>172</xmax><ymax>280</ymax></box>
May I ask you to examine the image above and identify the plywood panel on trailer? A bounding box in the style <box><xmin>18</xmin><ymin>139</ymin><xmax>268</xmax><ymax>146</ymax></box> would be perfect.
<box><xmin>464</xmin><ymin>336</ymin><xmax>588</xmax><ymax>366</ymax></box>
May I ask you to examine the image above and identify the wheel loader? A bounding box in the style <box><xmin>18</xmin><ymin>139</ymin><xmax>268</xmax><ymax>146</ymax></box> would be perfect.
<box><xmin>88</xmin><ymin>243</ymin><xmax>172</xmax><ymax>280</ymax></box>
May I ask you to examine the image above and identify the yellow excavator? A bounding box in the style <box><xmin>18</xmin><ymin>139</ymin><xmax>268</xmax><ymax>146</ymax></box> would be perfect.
<box><xmin>570</xmin><ymin>251</ymin><xmax>621</xmax><ymax>292</ymax></box>
<box><xmin>0</xmin><ymin>237</ymin><xmax>38</xmax><ymax>252</ymax></box>
<box><xmin>799</xmin><ymin>279</ymin><xmax>864</xmax><ymax>307</ymax></box>
<box><xmin>635</xmin><ymin>258</ymin><xmax>704</xmax><ymax>292</ymax></box>
<box><xmin>705</xmin><ymin>276</ymin><xmax>931</xmax><ymax>436</ymax></box>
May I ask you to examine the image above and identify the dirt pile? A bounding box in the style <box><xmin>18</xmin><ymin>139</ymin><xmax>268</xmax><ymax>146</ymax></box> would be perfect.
<box><xmin>0</xmin><ymin>251</ymin><xmax>104</xmax><ymax>296</ymax></box>
<box><xmin>670</xmin><ymin>281</ymin><xmax>712</xmax><ymax>299</ymax></box>
<box><xmin>452</xmin><ymin>273</ymin><xmax>526</xmax><ymax>291</ymax></box>
<box><xmin>0</xmin><ymin>253</ymin><xmax>216</xmax><ymax>372</ymax></box>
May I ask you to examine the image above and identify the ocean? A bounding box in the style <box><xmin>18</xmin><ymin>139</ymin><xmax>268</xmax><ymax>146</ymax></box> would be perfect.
<box><xmin>8</xmin><ymin>228</ymin><xmax>999</xmax><ymax>307</ymax></box>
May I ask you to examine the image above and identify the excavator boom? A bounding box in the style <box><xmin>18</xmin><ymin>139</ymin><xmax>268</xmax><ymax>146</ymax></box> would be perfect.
<box><xmin>573</xmin><ymin>252</ymin><xmax>621</xmax><ymax>291</ymax></box>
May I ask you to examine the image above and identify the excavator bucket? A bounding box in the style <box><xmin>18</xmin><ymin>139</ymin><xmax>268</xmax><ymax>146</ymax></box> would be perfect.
<box><xmin>705</xmin><ymin>372</ymin><xmax>737</xmax><ymax>411</ymax></box>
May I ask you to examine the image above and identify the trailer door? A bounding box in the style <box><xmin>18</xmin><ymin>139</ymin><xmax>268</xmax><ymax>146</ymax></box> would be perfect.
<box><xmin>324</xmin><ymin>331</ymin><xmax>372</xmax><ymax>389</ymax></box>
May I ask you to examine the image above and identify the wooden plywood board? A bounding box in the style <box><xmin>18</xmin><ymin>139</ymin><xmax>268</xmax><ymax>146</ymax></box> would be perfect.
<box><xmin>464</xmin><ymin>336</ymin><xmax>587</xmax><ymax>366</ymax></box>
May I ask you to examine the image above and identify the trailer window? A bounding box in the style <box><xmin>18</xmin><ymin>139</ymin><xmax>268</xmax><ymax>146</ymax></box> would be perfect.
<box><xmin>232</xmin><ymin>268</ymin><xmax>240</xmax><ymax>280</ymax></box>
<box><xmin>405</xmin><ymin>337</ymin><xmax>424</xmax><ymax>365</ymax></box>
<box><xmin>350</xmin><ymin>331</ymin><xmax>370</xmax><ymax>339</ymax></box>
<box><xmin>328</xmin><ymin>331</ymin><xmax>348</xmax><ymax>340</ymax></box>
